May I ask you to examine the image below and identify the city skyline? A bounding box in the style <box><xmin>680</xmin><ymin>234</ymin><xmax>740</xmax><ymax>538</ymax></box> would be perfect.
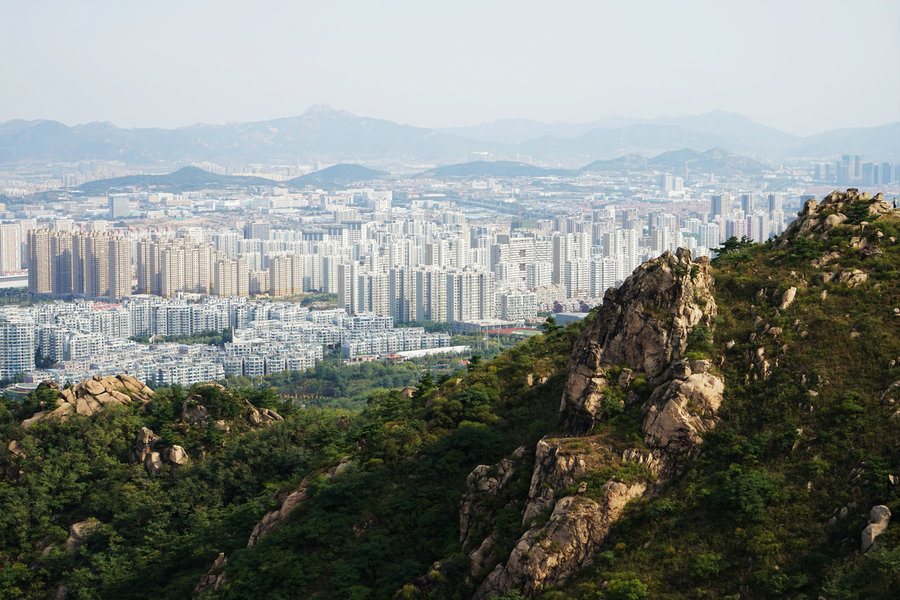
<box><xmin>1</xmin><ymin>1</ymin><xmax>898</xmax><ymax>136</ymax></box>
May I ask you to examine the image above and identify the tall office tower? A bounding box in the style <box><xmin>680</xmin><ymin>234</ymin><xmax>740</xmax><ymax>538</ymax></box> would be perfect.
<box><xmin>710</xmin><ymin>194</ymin><xmax>732</xmax><ymax>219</ymax></box>
<box><xmin>551</xmin><ymin>233</ymin><xmax>575</xmax><ymax>285</ymax></box>
<box><xmin>0</xmin><ymin>317</ymin><xmax>35</xmax><ymax>379</ymax></box>
<box><xmin>336</xmin><ymin>262</ymin><xmax>356</xmax><ymax>312</ymax></box>
<box><xmin>882</xmin><ymin>162</ymin><xmax>895</xmax><ymax>184</ymax></box>
<box><xmin>269</xmin><ymin>255</ymin><xmax>292</xmax><ymax>297</ymax></box>
<box><xmin>236</xmin><ymin>258</ymin><xmax>249</xmax><ymax>297</ymax></box>
<box><xmin>0</xmin><ymin>223</ymin><xmax>22</xmax><ymax>274</ymax></box>
<box><xmin>767</xmin><ymin>193</ymin><xmax>783</xmax><ymax>214</ymax></box>
<box><xmin>72</xmin><ymin>232</ymin><xmax>87</xmax><ymax>295</ymax></box>
<box><xmin>740</xmin><ymin>194</ymin><xmax>754</xmax><ymax>214</ymax></box>
<box><xmin>108</xmin><ymin>236</ymin><xmax>132</xmax><ymax>299</ymax></box>
<box><xmin>27</xmin><ymin>230</ymin><xmax>53</xmax><ymax>294</ymax></box>
<box><xmin>135</xmin><ymin>239</ymin><xmax>152</xmax><ymax>294</ymax></box>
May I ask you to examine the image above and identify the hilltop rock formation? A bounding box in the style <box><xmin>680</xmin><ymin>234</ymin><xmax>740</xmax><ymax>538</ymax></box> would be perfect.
<box><xmin>23</xmin><ymin>376</ymin><xmax>153</xmax><ymax>427</ymax></box>
<box><xmin>781</xmin><ymin>189</ymin><xmax>892</xmax><ymax>243</ymax></box>
<box><xmin>561</xmin><ymin>248</ymin><xmax>717</xmax><ymax>435</ymax></box>
<box><xmin>475</xmin><ymin>248</ymin><xmax>722</xmax><ymax>599</ymax></box>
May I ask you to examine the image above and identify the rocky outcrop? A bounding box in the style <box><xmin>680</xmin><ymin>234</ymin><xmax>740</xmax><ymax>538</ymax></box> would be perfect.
<box><xmin>475</xmin><ymin>482</ymin><xmax>646</xmax><ymax>599</ymax></box>
<box><xmin>144</xmin><ymin>452</ymin><xmax>164</xmax><ymax>476</ymax></box>
<box><xmin>64</xmin><ymin>519</ymin><xmax>101</xmax><ymax>553</ymax></box>
<box><xmin>7</xmin><ymin>440</ymin><xmax>26</xmax><ymax>459</ymax></box>
<box><xmin>779</xmin><ymin>286</ymin><xmax>798</xmax><ymax>311</ymax></box>
<box><xmin>24</xmin><ymin>375</ymin><xmax>153</xmax><ymax>426</ymax></box>
<box><xmin>780</xmin><ymin>189</ymin><xmax>892</xmax><ymax>243</ymax></box>
<box><xmin>248</xmin><ymin>406</ymin><xmax>284</xmax><ymax>427</ymax></box>
<box><xmin>132</xmin><ymin>427</ymin><xmax>160</xmax><ymax>463</ymax></box>
<box><xmin>478</xmin><ymin>248</ymin><xmax>724</xmax><ymax>598</ymax></box>
<box><xmin>861</xmin><ymin>505</ymin><xmax>891</xmax><ymax>552</ymax></box>
<box><xmin>561</xmin><ymin>248</ymin><xmax>716</xmax><ymax>434</ymax></box>
<box><xmin>642</xmin><ymin>371</ymin><xmax>723</xmax><ymax>454</ymax></box>
<box><xmin>166</xmin><ymin>445</ymin><xmax>190</xmax><ymax>466</ymax></box>
<box><xmin>460</xmin><ymin>446</ymin><xmax>526</xmax><ymax>550</ymax></box>
<box><xmin>194</xmin><ymin>552</ymin><xmax>228</xmax><ymax>596</ymax></box>
<box><xmin>248</xmin><ymin>456</ymin><xmax>353</xmax><ymax>546</ymax></box>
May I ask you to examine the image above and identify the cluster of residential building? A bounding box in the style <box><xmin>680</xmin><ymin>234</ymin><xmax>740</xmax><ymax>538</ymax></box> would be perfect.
<box><xmin>0</xmin><ymin>296</ymin><xmax>451</xmax><ymax>387</ymax></box>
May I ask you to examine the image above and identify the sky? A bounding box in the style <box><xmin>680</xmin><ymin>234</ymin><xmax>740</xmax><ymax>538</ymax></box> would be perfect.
<box><xmin>1</xmin><ymin>0</ymin><xmax>898</xmax><ymax>136</ymax></box>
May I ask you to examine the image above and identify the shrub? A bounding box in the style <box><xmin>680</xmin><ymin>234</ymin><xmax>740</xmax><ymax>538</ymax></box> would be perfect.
<box><xmin>605</xmin><ymin>578</ymin><xmax>648</xmax><ymax>600</ymax></box>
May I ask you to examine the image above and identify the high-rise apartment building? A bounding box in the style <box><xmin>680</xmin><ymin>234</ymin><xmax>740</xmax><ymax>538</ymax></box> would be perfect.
<box><xmin>28</xmin><ymin>230</ymin><xmax>132</xmax><ymax>300</ymax></box>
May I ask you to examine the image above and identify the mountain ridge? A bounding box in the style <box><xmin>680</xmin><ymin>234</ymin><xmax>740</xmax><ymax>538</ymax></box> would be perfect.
<box><xmin>3</xmin><ymin>107</ymin><xmax>898</xmax><ymax>165</ymax></box>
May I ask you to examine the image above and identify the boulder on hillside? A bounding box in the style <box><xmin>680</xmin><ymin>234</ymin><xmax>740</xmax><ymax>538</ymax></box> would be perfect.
<box><xmin>64</xmin><ymin>519</ymin><xmax>101</xmax><ymax>553</ymax></box>
<box><xmin>166</xmin><ymin>445</ymin><xmax>190</xmax><ymax>466</ymax></box>
<box><xmin>131</xmin><ymin>427</ymin><xmax>160</xmax><ymax>463</ymax></box>
<box><xmin>861</xmin><ymin>505</ymin><xmax>891</xmax><ymax>552</ymax></box>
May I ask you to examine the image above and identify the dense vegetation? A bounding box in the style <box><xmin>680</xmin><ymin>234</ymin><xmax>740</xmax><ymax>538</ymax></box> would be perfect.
<box><xmin>1</xmin><ymin>195</ymin><xmax>898</xmax><ymax>599</ymax></box>
<box><xmin>0</xmin><ymin>316</ymin><xmax>584</xmax><ymax>599</ymax></box>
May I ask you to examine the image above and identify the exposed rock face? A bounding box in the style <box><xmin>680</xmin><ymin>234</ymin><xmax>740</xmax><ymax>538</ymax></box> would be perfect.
<box><xmin>642</xmin><ymin>372</ymin><xmax>724</xmax><ymax>454</ymax></box>
<box><xmin>781</xmin><ymin>189</ymin><xmax>892</xmax><ymax>243</ymax></box>
<box><xmin>478</xmin><ymin>248</ymin><xmax>724</xmax><ymax>598</ymax></box>
<box><xmin>144</xmin><ymin>452</ymin><xmax>164</xmax><ymax>476</ymax></box>
<box><xmin>475</xmin><ymin>482</ymin><xmax>646</xmax><ymax>600</ymax></box>
<box><xmin>132</xmin><ymin>427</ymin><xmax>160</xmax><ymax>463</ymax></box>
<box><xmin>460</xmin><ymin>446</ymin><xmax>526</xmax><ymax>550</ymax></box>
<box><xmin>247</xmin><ymin>456</ymin><xmax>353</xmax><ymax>546</ymax></box>
<box><xmin>779</xmin><ymin>286</ymin><xmax>798</xmax><ymax>311</ymax></box>
<box><xmin>166</xmin><ymin>445</ymin><xmax>190</xmax><ymax>466</ymax></box>
<box><xmin>7</xmin><ymin>440</ymin><xmax>26</xmax><ymax>459</ymax></box>
<box><xmin>861</xmin><ymin>505</ymin><xmax>891</xmax><ymax>552</ymax></box>
<box><xmin>194</xmin><ymin>552</ymin><xmax>228</xmax><ymax>596</ymax></box>
<box><xmin>23</xmin><ymin>375</ymin><xmax>153</xmax><ymax>426</ymax></box>
<box><xmin>562</xmin><ymin>248</ymin><xmax>716</xmax><ymax>434</ymax></box>
<box><xmin>520</xmin><ymin>438</ymin><xmax>597</xmax><ymax>524</ymax></box>
<box><xmin>64</xmin><ymin>519</ymin><xmax>101</xmax><ymax>553</ymax></box>
<box><xmin>248</xmin><ymin>406</ymin><xmax>284</xmax><ymax>427</ymax></box>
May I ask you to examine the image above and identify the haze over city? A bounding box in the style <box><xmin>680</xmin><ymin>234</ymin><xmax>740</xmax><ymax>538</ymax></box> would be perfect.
<box><xmin>2</xmin><ymin>0</ymin><xmax>899</xmax><ymax>135</ymax></box>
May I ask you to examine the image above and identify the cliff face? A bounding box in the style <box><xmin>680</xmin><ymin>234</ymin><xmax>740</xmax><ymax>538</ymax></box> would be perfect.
<box><xmin>562</xmin><ymin>248</ymin><xmax>717</xmax><ymax>434</ymax></box>
<box><xmin>474</xmin><ymin>248</ymin><xmax>722</xmax><ymax>598</ymax></box>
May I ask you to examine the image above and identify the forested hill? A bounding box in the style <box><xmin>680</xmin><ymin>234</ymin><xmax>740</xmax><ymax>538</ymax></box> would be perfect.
<box><xmin>1</xmin><ymin>190</ymin><xmax>899</xmax><ymax>599</ymax></box>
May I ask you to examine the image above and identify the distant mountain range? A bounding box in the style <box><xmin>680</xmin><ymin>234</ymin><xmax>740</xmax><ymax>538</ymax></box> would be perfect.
<box><xmin>2</xmin><ymin>107</ymin><xmax>896</xmax><ymax>169</ymax></box>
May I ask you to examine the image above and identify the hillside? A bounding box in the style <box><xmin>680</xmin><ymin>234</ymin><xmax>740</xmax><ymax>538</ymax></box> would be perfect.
<box><xmin>286</xmin><ymin>164</ymin><xmax>388</xmax><ymax>188</ymax></box>
<box><xmin>77</xmin><ymin>166</ymin><xmax>277</xmax><ymax>194</ymax></box>
<box><xmin>420</xmin><ymin>161</ymin><xmax>572</xmax><ymax>179</ymax></box>
<box><xmin>1</xmin><ymin>190</ymin><xmax>898</xmax><ymax>599</ymax></box>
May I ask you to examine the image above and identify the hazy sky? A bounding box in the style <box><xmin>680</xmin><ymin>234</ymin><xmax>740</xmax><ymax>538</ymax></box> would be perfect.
<box><xmin>2</xmin><ymin>0</ymin><xmax>898</xmax><ymax>135</ymax></box>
